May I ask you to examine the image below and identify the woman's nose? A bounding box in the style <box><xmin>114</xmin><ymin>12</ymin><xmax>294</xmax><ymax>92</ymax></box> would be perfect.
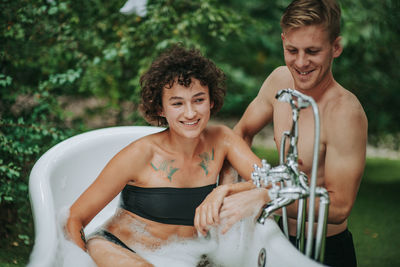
<box><xmin>184</xmin><ymin>104</ymin><xmax>196</xmax><ymax>118</ymax></box>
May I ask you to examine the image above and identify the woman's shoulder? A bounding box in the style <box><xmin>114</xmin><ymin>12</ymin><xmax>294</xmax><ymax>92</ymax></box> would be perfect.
<box><xmin>205</xmin><ymin>124</ymin><xmax>238</xmax><ymax>143</ymax></box>
<box><xmin>206</xmin><ymin>124</ymin><xmax>233</xmax><ymax>136</ymax></box>
<box><xmin>122</xmin><ymin>130</ymin><xmax>165</xmax><ymax>157</ymax></box>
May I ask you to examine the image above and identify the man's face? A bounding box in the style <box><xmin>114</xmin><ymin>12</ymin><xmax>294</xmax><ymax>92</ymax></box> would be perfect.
<box><xmin>282</xmin><ymin>25</ymin><xmax>342</xmax><ymax>92</ymax></box>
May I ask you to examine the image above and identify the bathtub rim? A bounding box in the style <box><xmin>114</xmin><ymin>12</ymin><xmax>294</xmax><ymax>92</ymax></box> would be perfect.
<box><xmin>28</xmin><ymin>125</ymin><xmax>324</xmax><ymax>267</ymax></box>
<box><xmin>28</xmin><ymin>126</ymin><xmax>164</xmax><ymax>267</ymax></box>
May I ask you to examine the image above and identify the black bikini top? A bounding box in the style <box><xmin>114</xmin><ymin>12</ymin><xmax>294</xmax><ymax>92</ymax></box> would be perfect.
<box><xmin>120</xmin><ymin>184</ymin><xmax>216</xmax><ymax>226</ymax></box>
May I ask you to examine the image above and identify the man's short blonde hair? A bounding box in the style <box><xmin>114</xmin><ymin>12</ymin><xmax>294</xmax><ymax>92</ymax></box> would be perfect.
<box><xmin>280</xmin><ymin>0</ymin><xmax>341</xmax><ymax>43</ymax></box>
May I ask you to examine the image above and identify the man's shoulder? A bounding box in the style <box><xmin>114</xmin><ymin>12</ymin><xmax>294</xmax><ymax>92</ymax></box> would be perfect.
<box><xmin>269</xmin><ymin>66</ymin><xmax>293</xmax><ymax>85</ymax></box>
<box><xmin>272</xmin><ymin>65</ymin><xmax>291</xmax><ymax>75</ymax></box>
<box><xmin>326</xmin><ymin>85</ymin><xmax>365</xmax><ymax>116</ymax></box>
<box><xmin>322</xmin><ymin>86</ymin><xmax>368</xmax><ymax>157</ymax></box>
<box><xmin>259</xmin><ymin>66</ymin><xmax>293</xmax><ymax>98</ymax></box>
<box><xmin>324</xmin><ymin>85</ymin><xmax>367</xmax><ymax>132</ymax></box>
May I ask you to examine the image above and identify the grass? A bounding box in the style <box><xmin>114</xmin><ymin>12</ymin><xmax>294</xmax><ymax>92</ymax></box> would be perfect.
<box><xmin>2</xmin><ymin>148</ymin><xmax>399</xmax><ymax>266</ymax></box>
<box><xmin>349</xmin><ymin>157</ymin><xmax>400</xmax><ymax>266</ymax></box>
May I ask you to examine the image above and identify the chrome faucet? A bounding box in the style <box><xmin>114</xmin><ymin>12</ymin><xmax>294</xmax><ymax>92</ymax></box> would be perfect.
<box><xmin>252</xmin><ymin>88</ymin><xmax>330</xmax><ymax>262</ymax></box>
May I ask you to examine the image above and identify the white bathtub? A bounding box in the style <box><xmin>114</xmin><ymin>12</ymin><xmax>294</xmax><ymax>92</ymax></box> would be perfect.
<box><xmin>28</xmin><ymin>126</ymin><xmax>323</xmax><ymax>267</ymax></box>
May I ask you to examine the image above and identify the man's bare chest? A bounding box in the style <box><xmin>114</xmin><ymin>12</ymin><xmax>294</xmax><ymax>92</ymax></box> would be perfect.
<box><xmin>273</xmin><ymin>104</ymin><xmax>326</xmax><ymax>176</ymax></box>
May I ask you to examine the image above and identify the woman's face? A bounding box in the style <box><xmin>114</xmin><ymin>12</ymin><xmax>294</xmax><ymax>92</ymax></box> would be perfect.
<box><xmin>160</xmin><ymin>78</ymin><xmax>213</xmax><ymax>139</ymax></box>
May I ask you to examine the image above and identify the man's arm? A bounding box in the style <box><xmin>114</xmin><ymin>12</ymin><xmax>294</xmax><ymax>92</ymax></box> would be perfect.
<box><xmin>233</xmin><ymin>68</ymin><xmax>279</xmax><ymax>145</ymax></box>
<box><xmin>322</xmin><ymin>97</ymin><xmax>367</xmax><ymax>224</ymax></box>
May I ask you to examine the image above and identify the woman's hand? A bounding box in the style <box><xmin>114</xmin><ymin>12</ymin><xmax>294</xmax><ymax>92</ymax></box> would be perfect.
<box><xmin>65</xmin><ymin>215</ymin><xmax>88</xmax><ymax>251</ymax></box>
<box><xmin>194</xmin><ymin>185</ymin><xmax>229</xmax><ymax>236</ymax></box>
<box><xmin>219</xmin><ymin>187</ymin><xmax>269</xmax><ymax>234</ymax></box>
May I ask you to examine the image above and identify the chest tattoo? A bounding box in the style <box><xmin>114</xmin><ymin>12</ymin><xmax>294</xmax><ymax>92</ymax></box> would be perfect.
<box><xmin>151</xmin><ymin>160</ymin><xmax>179</xmax><ymax>182</ymax></box>
<box><xmin>199</xmin><ymin>148</ymin><xmax>214</xmax><ymax>176</ymax></box>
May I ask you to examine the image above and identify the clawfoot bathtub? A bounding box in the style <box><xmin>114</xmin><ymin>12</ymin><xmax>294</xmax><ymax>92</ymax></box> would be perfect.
<box><xmin>28</xmin><ymin>126</ymin><xmax>323</xmax><ymax>267</ymax></box>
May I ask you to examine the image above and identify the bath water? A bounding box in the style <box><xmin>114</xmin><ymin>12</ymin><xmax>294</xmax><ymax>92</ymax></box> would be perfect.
<box><xmin>52</xmin><ymin>206</ymin><xmax>257</xmax><ymax>267</ymax></box>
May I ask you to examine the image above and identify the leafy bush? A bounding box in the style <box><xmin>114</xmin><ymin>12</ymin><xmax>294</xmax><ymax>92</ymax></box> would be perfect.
<box><xmin>0</xmin><ymin>118</ymin><xmax>69</xmax><ymax>244</ymax></box>
<box><xmin>0</xmin><ymin>0</ymin><xmax>399</xmax><ymax>259</ymax></box>
<box><xmin>338</xmin><ymin>0</ymin><xmax>400</xmax><ymax>139</ymax></box>
<box><xmin>0</xmin><ymin>0</ymin><xmax>249</xmax><ymax>249</ymax></box>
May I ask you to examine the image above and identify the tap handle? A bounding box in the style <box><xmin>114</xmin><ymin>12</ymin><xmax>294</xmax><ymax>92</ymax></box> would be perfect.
<box><xmin>261</xmin><ymin>159</ymin><xmax>270</xmax><ymax>169</ymax></box>
<box><xmin>276</xmin><ymin>88</ymin><xmax>312</xmax><ymax>110</ymax></box>
<box><xmin>252</xmin><ymin>161</ymin><xmax>272</xmax><ymax>188</ymax></box>
<box><xmin>276</xmin><ymin>89</ymin><xmax>293</xmax><ymax>104</ymax></box>
<box><xmin>260</xmin><ymin>159</ymin><xmax>271</xmax><ymax>186</ymax></box>
<box><xmin>261</xmin><ymin>159</ymin><xmax>271</xmax><ymax>173</ymax></box>
<box><xmin>251</xmin><ymin>170</ymin><xmax>260</xmax><ymax>187</ymax></box>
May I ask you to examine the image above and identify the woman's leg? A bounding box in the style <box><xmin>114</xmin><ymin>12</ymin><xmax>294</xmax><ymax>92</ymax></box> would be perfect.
<box><xmin>87</xmin><ymin>238</ymin><xmax>153</xmax><ymax>267</ymax></box>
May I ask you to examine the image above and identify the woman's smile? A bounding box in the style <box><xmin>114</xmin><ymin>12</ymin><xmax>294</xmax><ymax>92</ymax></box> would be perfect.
<box><xmin>181</xmin><ymin>119</ymin><xmax>200</xmax><ymax>126</ymax></box>
<box><xmin>161</xmin><ymin>78</ymin><xmax>212</xmax><ymax>139</ymax></box>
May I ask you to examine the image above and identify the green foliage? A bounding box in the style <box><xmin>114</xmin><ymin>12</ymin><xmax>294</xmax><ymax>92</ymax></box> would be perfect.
<box><xmin>207</xmin><ymin>0</ymin><xmax>289</xmax><ymax>116</ymax></box>
<box><xmin>0</xmin><ymin>117</ymin><xmax>71</xmax><ymax>243</ymax></box>
<box><xmin>252</xmin><ymin>147</ymin><xmax>280</xmax><ymax>167</ymax></box>
<box><xmin>338</xmin><ymin>0</ymin><xmax>400</xmax><ymax>138</ymax></box>
<box><xmin>0</xmin><ymin>0</ymin><xmax>248</xmax><ymax>250</ymax></box>
<box><xmin>0</xmin><ymin>0</ymin><xmax>399</xmax><ymax>262</ymax></box>
<box><xmin>0</xmin><ymin>118</ymin><xmax>68</xmax><ymax>204</ymax></box>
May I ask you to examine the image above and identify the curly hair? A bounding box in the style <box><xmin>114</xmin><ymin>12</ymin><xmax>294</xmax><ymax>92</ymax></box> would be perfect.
<box><xmin>139</xmin><ymin>45</ymin><xmax>226</xmax><ymax>126</ymax></box>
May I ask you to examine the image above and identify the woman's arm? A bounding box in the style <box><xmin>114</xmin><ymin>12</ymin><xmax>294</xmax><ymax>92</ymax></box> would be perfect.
<box><xmin>65</xmin><ymin>140</ymin><xmax>147</xmax><ymax>250</ymax></box>
<box><xmin>194</xmin><ymin>126</ymin><xmax>268</xmax><ymax>235</ymax></box>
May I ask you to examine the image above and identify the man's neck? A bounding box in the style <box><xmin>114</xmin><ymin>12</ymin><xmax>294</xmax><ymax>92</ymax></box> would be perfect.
<box><xmin>295</xmin><ymin>72</ymin><xmax>336</xmax><ymax>102</ymax></box>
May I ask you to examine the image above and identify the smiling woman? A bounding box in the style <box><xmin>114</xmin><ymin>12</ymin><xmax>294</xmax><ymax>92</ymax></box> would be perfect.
<box><xmin>160</xmin><ymin>79</ymin><xmax>212</xmax><ymax>138</ymax></box>
<box><xmin>139</xmin><ymin>45</ymin><xmax>226</xmax><ymax>127</ymax></box>
<box><xmin>64</xmin><ymin>44</ymin><xmax>264</xmax><ymax>266</ymax></box>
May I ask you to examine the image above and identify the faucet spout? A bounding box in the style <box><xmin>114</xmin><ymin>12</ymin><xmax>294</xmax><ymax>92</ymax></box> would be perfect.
<box><xmin>257</xmin><ymin>197</ymin><xmax>294</xmax><ymax>224</ymax></box>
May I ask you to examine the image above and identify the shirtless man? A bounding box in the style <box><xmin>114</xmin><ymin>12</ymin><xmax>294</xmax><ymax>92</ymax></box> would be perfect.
<box><xmin>218</xmin><ymin>1</ymin><xmax>367</xmax><ymax>266</ymax></box>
